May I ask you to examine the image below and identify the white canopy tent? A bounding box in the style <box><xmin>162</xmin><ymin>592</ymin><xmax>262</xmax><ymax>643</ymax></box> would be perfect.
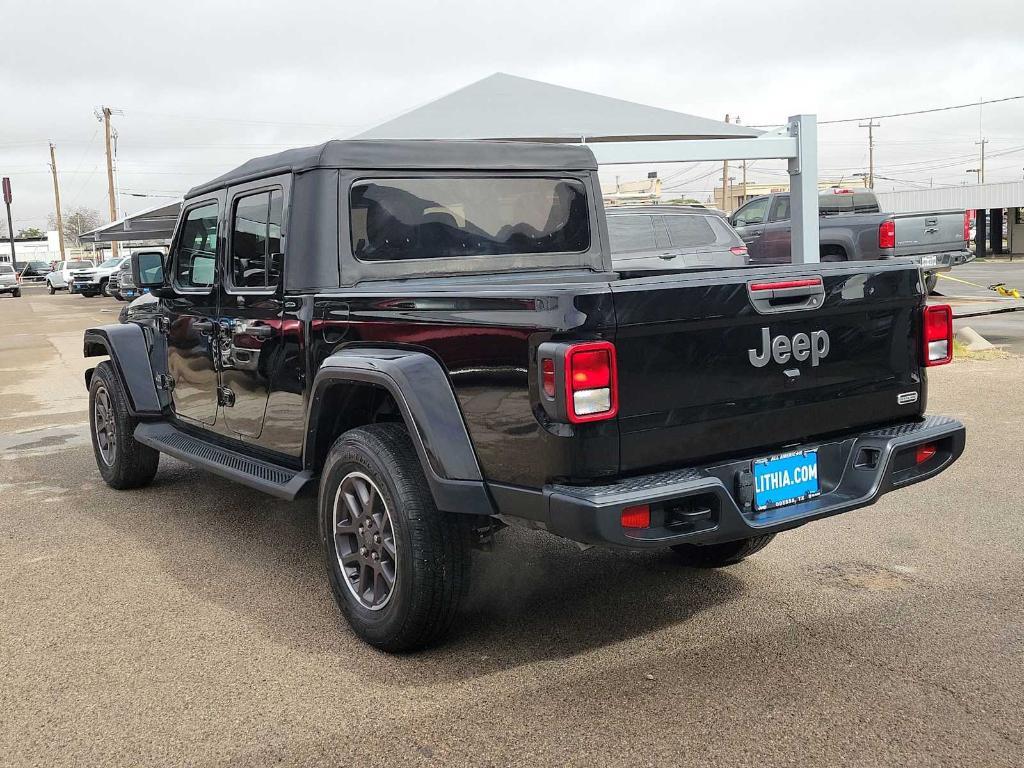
<box><xmin>79</xmin><ymin>200</ymin><xmax>181</xmax><ymax>244</ymax></box>
<box><xmin>357</xmin><ymin>73</ymin><xmax>819</xmax><ymax>263</ymax></box>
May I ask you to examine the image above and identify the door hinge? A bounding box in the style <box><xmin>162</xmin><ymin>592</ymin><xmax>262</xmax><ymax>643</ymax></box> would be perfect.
<box><xmin>154</xmin><ymin>374</ymin><xmax>175</xmax><ymax>392</ymax></box>
<box><xmin>217</xmin><ymin>386</ymin><xmax>236</xmax><ymax>407</ymax></box>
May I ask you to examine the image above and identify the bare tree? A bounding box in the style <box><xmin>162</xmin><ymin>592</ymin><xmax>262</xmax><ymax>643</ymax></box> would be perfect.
<box><xmin>47</xmin><ymin>207</ymin><xmax>102</xmax><ymax>246</ymax></box>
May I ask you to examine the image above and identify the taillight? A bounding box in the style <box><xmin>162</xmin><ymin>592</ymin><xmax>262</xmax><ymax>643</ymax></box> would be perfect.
<box><xmin>565</xmin><ymin>341</ymin><xmax>618</xmax><ymax>422</ymax></box>
<box><xmin>878</xmin><ymin>219</ymin><xmax>896</xmax><ymax>250</ymax></box>
<box><xmin>730</xmin><ymin>245</ymin><xmax>748</xmax><ymax>257</ymax></box>
<box><xmin>963</xmin><ymin>211</ymin><xmax>970</xmax><ymax>241</ymax></box>
<box><xmin>923</xmin><ymin>304</ymin><xmax>953</xmax><ymax>366</ymax></box>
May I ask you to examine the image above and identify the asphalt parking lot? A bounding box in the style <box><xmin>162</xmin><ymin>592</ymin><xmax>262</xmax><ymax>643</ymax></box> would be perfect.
<box><xmin>2</xmin><ymin>286</ymin><xmax>1023</xmax><ymax>767</ymax></box>
<box><xmin>939</xmin><ymin>260</ymin><xmax>1024</xmax><ymax>354</ymax></box>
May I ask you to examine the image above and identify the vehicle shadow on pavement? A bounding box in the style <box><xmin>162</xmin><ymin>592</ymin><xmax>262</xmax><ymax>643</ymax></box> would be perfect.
<box><xmin>84</xmin><ymin>457</ymin><xmax>746</xmax><ymax>680</ymax></box>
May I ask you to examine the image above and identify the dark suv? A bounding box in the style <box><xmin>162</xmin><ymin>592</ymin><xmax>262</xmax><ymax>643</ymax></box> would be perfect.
<box><xmin>84</xmin><ymin>140</ymin><xmax>965</xmax><ymax>651</ymax></box>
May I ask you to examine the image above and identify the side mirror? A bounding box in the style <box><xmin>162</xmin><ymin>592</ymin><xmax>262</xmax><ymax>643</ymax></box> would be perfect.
<box><xmin>132</xmin><ymin>251</ymin><xmax>166</xmax><ymax>289</ymax></box>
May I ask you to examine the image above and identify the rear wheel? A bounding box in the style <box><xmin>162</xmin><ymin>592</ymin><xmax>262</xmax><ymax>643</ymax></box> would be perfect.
<box><xmin>88</xmin><ymin>361</ymin><xmax>160</xmax><ymax>489</ymax></box>
<box><xmin>12</xmin><ymin>288</ymin><xmax>21</xmax><ymax>298</ymax></box>
<box><xmin>319</xmin><ymin>423</ymin><xmax>471</xmax><ymax>652</ymax></box>
<box><xmin>925</xmin><ymin>272</ymin><xmax>939</xmax><ymax>294</ymax></box>
<box><xmin>820</xmin><ymin>246</ymin><xmax>847</xmax><ymax>263</ymax></box>
<box><xmin>671</xmin><ymin>534</ymin><xmax>776</xmax><ymax>568</ymax></box>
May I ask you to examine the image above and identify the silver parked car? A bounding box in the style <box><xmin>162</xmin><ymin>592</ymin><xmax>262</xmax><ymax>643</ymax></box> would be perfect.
<box><xmin>0</xmin><ymin>263</ymin><xmax>21</xmax><ymax>298</ymax></box>
<box><xmin>606</xmin><ymin>205</ymin><xmax>748</xmax><ymax>271</ymax></box>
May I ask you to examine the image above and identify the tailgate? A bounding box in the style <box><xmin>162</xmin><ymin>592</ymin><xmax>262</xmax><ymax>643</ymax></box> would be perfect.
<box><xmin>892</xmin><ymin>210</ymin><xmax>964</xmax><ymax>256</ymax></box>
<box><xmin>610</xmin><ymin>262</ymin><xmax>926</xmax><ymax>473</ymax></box>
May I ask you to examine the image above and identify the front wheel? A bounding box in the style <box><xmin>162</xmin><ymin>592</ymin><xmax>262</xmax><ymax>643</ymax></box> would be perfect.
<box><xmin>12</xmin><ymin>288</ymin><xmax>21</xmax><ymax>298</ymax></box>
<box><xmin>319</xmin><ymin>423</ymin><xmax>471</xmax><ymax>652</ymax></box>
<box><xmin>47</xmin><ymin>281</ymin><xmax>56</xmax><ymax>295</ymax></box>
<box><xmin>89</xmin><ymin>361</ymin><xmax>160</xmax><ymax>489</ymax></box>
<box><xmin>671</xmin><ymin>534</ymin><xmax>776</xmax><ymax>568</ymax></box>
<box><xmin>100</xmin><ymin>279</ymin><xmax>112</xmax><ymax>297</ymax></box>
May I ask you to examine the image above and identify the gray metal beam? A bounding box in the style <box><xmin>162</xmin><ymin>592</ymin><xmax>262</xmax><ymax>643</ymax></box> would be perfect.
<box><xmin>788</xmin><ymin>114</ymin><xmax>820</xmax><ymax>265</ymax></box>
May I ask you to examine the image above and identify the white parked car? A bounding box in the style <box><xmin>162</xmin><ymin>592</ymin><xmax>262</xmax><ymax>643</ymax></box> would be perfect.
<box><xmin>0</xmin><ymin>263</ymin><xmax>21</xmax><ymax>298</ymax></box>
<box><xmin>45</xmin><ymin>259</ymin><xmax>96</xmax><ymax>293</ymax></box>
<box><xmin>69</xmin><ymin>256</ymin><xmax>129</xmax><ymax>298</ymax></box>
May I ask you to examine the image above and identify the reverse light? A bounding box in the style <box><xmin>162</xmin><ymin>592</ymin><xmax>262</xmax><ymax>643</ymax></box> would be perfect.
<box><xmin>566</xmin><ymin>341</ymin><xmax>618</xmax><ymax>423</ymax></box>
<box><xmin>878</xmin><ymin>219</ymin><xmax>896</xmax><ymax>250</ymax></box>
<box><xmin>915</xmin><ymin>443</ymin><xmax>937</xmax><ymax>464</ymax></box>
<box><xmin>621</xmin><ymin>504</ymin><xmax>651</xmax><ymax>529</ymax></box>
<box><xmin>923</xmin><ymin>304</ymin><xmax>953</xmax><ymax>366</ymax></box>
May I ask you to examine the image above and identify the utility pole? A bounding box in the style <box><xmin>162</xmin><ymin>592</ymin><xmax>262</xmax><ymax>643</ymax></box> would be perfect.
<box><xmin>98</xmin><ymin>106</ymin><xmax>119</xmax><ymax>257</ymax></box>
<box><xmin>859</xmin><ymin>119</ymin><xmax>879</xmax><ymax>189</ymax></box>
<box><xmin>721</xmin><ymin>114</ymin><xmax>730</xmax><ymax>211</ymax></box>
<box><xmin>48</xmin><ymin>143</ymin><xmax>66</xmax><ymax>262</ymax></box>
<box><xmin>2</xmin><ymin>177</ymin><xmax>14</xmax><ymax>266</ymax></box>
<box><xmin>976</xmin><ymin>138</ymin><xmax>988</xmax><ymax>184</ymax></box>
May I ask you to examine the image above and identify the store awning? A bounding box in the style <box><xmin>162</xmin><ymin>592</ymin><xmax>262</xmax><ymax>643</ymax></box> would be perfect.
<box><xmin>79</xmin><ymin>200</ymin><xmax>181</xmax><ymax>243</ymax></box>
<box><xmin>355</xmin><ymin>72</ymin><xmax>760</xmax><ymax>143</ymax></box>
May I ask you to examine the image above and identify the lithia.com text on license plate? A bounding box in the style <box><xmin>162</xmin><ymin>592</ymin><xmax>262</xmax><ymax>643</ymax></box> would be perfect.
<box><xmin>753</xmin><ymin>449</ymin><xmax>820</xmax><ymax>511</ymax></box>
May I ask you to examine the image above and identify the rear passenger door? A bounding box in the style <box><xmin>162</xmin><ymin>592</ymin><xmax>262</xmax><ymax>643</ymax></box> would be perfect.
<box><xmin>218</xmin><ymin>179</ymin><xmax>294</xmax><ymax>446</ymax></box>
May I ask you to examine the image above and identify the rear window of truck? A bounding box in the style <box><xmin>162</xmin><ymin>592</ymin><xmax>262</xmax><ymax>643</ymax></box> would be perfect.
<box><xmin>349</xmin><ymin>178</ymin><xmax>591</xmax><ymax>262</ymax></box>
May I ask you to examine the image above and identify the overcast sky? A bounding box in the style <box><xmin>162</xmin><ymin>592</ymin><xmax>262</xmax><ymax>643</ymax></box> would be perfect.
<box><xmin>3</xmin><ymin>0</ymin><xmax>1023</xmax><ymax>231</ymax></box>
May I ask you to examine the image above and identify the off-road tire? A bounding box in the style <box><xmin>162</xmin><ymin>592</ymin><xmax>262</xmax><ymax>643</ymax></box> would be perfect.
<box><xmin>925</xmin><ymin>272</ymin><xmax>939</xmax><ymax>294</ymax></box>
<box><xmin>319</xmin><ymin>423</ymin><xmax>471</xmax><ymax>652</ymax></box>
<box><xmin>88</xmin><ymin>361</ymin><xmax>160</xmax><ymax>489</ymax></box>
<box><xmin>671</xmin><ymin>534</ymin><xmax>776</xmax><ymax>568</ymax></box>
<box><xmin>47</xmin><ymin>281</ymin><xmax>56</xmax><ymax>295</ymax></box>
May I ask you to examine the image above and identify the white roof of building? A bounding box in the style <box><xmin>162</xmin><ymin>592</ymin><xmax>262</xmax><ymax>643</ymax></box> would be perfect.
<box><xmin>355</xmin><ymin>73</ymin><xmax>761</xmax><ymax>143</ymax></box>
<box><xmin>875</xmin><ymin>181</ymin><xmax>1024</xmax><ymax>213</ymax></box>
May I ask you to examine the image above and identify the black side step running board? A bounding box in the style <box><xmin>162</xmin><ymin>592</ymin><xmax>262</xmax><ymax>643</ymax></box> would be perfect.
<box><xmin>134</xmin><ymin>421</ymin><xmax>314</xmax><ymax>500</ymax></box>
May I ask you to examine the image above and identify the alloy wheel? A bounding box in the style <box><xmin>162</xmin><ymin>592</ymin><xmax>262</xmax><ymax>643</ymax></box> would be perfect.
<box><xmin>93</xmin><ymin>384</ymin><xmax>117</xmax><ymax>466</ymax></box>
<box><xmin>332</xmin><ymin>471</ymin><xmax>398</xmax><ymax>610</ymax></box>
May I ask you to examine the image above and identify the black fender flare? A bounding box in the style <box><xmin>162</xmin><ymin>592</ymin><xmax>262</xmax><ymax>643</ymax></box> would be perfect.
<box><xmin>305</xmin><ymin>347</ymin><xmax>494</xmax><ymax>516</ymax></box>
<box><xmin>83</xmin><ymin>324</ymin><xmax>163</xmax><ymax>417</ymax></box>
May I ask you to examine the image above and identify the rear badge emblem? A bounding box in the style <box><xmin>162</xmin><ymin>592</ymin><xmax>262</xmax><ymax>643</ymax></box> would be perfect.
<box><xmin>897</xmin><ymin>391</ymin><xmax>919</xmax><ymax>405</ymax></box>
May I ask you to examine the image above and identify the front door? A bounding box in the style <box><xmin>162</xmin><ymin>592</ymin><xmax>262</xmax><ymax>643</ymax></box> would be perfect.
<box><xmin>165</xmin><ymin>198</ymin><xmax>223</xmax><ymax>426</ymax></box>
<box><xmin>731</xmin><ymin>197</ymin><xmax>770</xmax><ymax>263</ymax></box>
<box><xmin>218</xmin><ymin>182</ymin><xmax>288</xmax><ymax>440</ymax></box>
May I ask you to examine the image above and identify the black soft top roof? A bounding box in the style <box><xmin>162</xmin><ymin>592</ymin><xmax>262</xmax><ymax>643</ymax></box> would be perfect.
<box><xmin>187</xmin><ymin>139</ymin><xmax>598</xmax><ymax>198</ymax></box>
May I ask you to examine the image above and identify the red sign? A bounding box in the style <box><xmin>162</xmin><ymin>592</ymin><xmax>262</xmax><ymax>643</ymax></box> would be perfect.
<box><xmin>1</xmin><ymin>177</ymin><xmax>10</xmax><ymax>205</ymax></box>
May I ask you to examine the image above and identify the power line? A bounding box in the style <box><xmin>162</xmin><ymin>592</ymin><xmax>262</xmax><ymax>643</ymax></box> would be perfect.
<box><xmin>750</xmin><ymin>94</ymin><xmax>1024</xmax><ymax>128</ymax></box>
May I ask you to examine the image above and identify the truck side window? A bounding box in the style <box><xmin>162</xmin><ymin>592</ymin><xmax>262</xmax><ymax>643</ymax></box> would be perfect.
<box><xmin>733</xmin><ymin>198</ymin><xmax>768</xmax><ymax>227</ymax></box>
<box><xmin>769</xmin><ymin>196</ymin><xmax>791</xmax><ymax>222</ymax></box>
<box><xmin>173</xmin><ymin>202</ymin><xmax>219</xmax><ymax>289</ymax></box>
<box><xmin>230</xmin><ymin>189</ymin><xmax>283</xmax><ymax>289</ymax></box>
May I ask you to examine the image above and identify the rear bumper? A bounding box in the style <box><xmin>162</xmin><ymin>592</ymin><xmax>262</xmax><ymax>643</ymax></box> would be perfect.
<box><xmin>496</xmin><ymin>415</ymin><xmax>965</xmax><ymax>549</ymax></box>
<box><xmin>914</xmin><ymin>250</ymin><xmax>973</xmax><ymax>272</ymax></box>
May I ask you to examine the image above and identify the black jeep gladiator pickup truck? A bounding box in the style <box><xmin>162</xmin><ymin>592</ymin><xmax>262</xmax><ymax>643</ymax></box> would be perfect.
<box><xmin>84</xmin><ymin>140</ymin><xmax>965</xmax><ymax>651</ymax></box>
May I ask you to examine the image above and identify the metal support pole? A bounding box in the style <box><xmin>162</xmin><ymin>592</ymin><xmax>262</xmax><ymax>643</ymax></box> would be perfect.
<box><xmin>976</xmin><ymin>209</ymin><xmax>987</xmax><ymax>257</ymax></box>
<box><xmin>990</xmin><ymin>208</ymin><xmax>1002</xmax><ymax>255</ymax></box>
<box><xmin>788</xmin><ymin>114</ymin><xmax>820</xmax><ymax>265</ymax></box>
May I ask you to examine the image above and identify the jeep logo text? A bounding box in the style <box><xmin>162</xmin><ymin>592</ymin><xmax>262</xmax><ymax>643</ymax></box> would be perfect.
<box><xmin>748</xmin><ymin>327</ymin><xmax>830</xmax><ymax>368</ymax></box>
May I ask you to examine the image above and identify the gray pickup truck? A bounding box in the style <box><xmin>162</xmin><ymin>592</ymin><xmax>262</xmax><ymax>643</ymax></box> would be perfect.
<box><xmin>730</xmin><ymin>189</ymin><xmax>973</xmax><ymax>292</ymax></box>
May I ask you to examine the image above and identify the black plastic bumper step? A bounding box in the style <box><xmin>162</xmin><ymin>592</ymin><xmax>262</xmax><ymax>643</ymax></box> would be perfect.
<box><xmin>134</xmin><ymin>422</ymin><xmax>313</xmax><ymax>500</ymax></box>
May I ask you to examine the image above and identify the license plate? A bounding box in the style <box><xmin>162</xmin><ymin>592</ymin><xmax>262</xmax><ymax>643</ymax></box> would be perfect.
<box><xmin>921</xmin><ymin>255</ymin><xmax>937</xmax><ymax>267</ymax></box>
<box><xmin>753</xmin><ymin>449</ymin><xmax>820</xmax><ymax>511</ymax></box>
